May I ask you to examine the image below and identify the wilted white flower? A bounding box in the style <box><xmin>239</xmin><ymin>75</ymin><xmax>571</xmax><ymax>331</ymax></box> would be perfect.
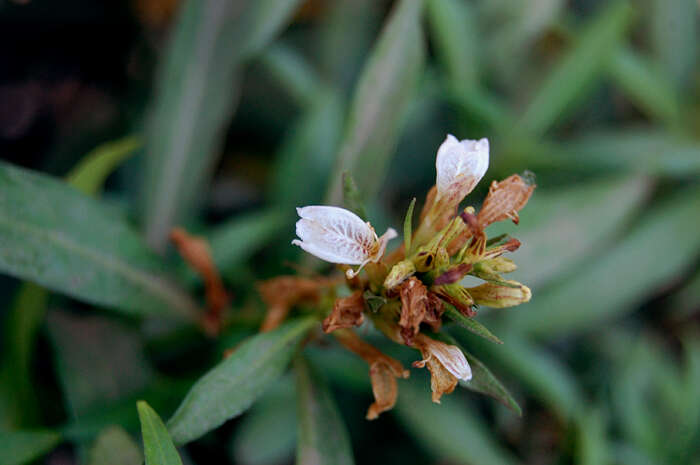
<box><xmin>414</xmin><ymin>333</ymin><xmax>472</xmax><ymax>381</ymax></box>
<box><xmin>435</xmin><ymin>134</ymin><xmax>489</xmax><ymax>202</ymax></box>
<box><xmin>292</xmin><ymin>206</ymin><xmax>397</xmax><ymax>277</ymax></box>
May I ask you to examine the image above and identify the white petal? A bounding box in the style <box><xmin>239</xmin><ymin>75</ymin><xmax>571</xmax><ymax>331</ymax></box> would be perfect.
<box><xmin>435</xmin><ymin>134</ymin><xmax>490</xmax><ymax>200</ymax></box>
<box><xmin>293</xmin><ymin>206</ymin><xmax>376</xmax><ymax>265</ymax></box>
<box><xmin>371</xmin><ymin>227</ymin><xmax>398</xmax><ymax>262</ymax></box>
<box><xmin>430</xmin><ymin>340</ymin><xmax>472</xmax><ymax>381</ymax></box>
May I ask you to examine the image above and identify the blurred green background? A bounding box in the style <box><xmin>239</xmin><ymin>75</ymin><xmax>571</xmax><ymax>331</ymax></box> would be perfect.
<box><xmin>1</xmin><ymin>0</ymin><xmax>699</xmax><ymax>464</ymax></box>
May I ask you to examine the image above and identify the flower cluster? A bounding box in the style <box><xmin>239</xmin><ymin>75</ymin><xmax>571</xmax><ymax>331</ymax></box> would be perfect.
<box><xmin>265</xmin><ymin>134</ymin><xmax>534</xmax><ymax>418</ymax></box>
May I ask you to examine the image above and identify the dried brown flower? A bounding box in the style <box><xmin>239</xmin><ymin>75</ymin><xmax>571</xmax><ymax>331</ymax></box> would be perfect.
<box><xmin>257</xmin><ymin>276</ymin><xmax>323</xmax><ymax>332</ymax></box>
<box><xmin>322</xmin><ymin>291</ymin><xmax>365</xmax><ymax>333</ymax></box>
<box><xmin>477</xmin><ymin>174</ymin><xmax>535</xmax><ymax>228</ymax></box>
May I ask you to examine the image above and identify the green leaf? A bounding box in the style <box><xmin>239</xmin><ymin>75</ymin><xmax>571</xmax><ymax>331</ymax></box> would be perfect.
<box><xmin>66</xmin><ymin>136</ymin><xmax>141</xmax><ymax>196</ymax></box>
<box><xmin>608</xmin><ymin>47</ymin><xmax>681</xmax><ymax>125</ymax></box>
<box><xmin>510</xmin><ymin>186</ymin><xmax>700</xmax><ymax>336</ymax></box>
<box><xmin>426</xmin><ymin>0</ymin><xmax>479</xmax><ymax>90</ymax></box>
<box><xmin>444</xmin><ymin>306</ymin><xmax>503</xmax><ymax>344</ymax></box>
<box><xmin>432</xmin><ymin>331</ymin><xmax>520</xmax><ymax>415</ymax></box>
<box><xmin>231</xmin><ymin>377</ymin><xmax>296</xmax><ymax>465</ymax></box>
<box><xmin>141</xmin><ymin>0</ymin><xmax>303</xmax><ymax>250</ymax></box>
<box><xmin>342</xmin><ymin>172</ymin><xmax>368</xmax><ymax>220</ymax></box>
<box><xmin>269</xmin><ymin>91</ymin><xmax>345</xmax><ymax>211</ymax></box>
<box><xmin>649</xmin><ymin>0</ymin><xmax>698</xmax><ymax>90</ymax></box>
<box><xmin>258</xmin><ymin>42</ymin><xmax>321</xmax><ymax>107</ymax></box>
<box><xmin>0</xmin><ymin>161</ymin><xmax>199</xmax><ymax>320</ymax></box>
<box><xmin>47</xmin><ymin>309</ymin><xmax>153</xmax><ymax>416</ymax></box>
<box><xmin>0</xmin><ymin>430</ymin><xmax>61</xmax><ymax>465</ymax></box>
<box><xmin>403</xmin><ymin>197</ymin><xmax>416</xmax><ymax>253</ymax></box>
<box><xmin>167</xmin><ymin>317</ymin><xmax>316</xmax><ymax>444</ymax></box>
<box><xmin>326</xmin><ymin>0</ymin><xmax>425</xmax><ymax>204</ymax></box>
<box><xmin>576</xmin><ymin>410</ymin><xmax>609</xmax><ymax>465</ymax></box>
<box><xmin>458</xmin><ymin>330</ymin><xmax>584</xmax><ymax>422</ymax></box>
<box><xmin>486</xmin><ymin>175</ymin><xmax>650</xmax><ymax>290</ymax></box>
<box><xmin>515</xmin><ymin>1</ymin><xmax>633</xmax><ymax>136</ymax></box>
<box><xmin>394</xmin><ymin>377</ymin><xmax>517</xmax><ymax>465</ymax></box>
<box><xmin>88</xmin><ymin>426</ymin><xmax>143</xmax><ymax>465</ymax></box>
<box><xmin>137</xmin><ymin>401</ymin><xmax>183</xmax><ymax>465</ymax></box>
<box><xmin>294</xmin><ymin>356</ymin><xmax>355</xmax><ymax>465</ymax></box>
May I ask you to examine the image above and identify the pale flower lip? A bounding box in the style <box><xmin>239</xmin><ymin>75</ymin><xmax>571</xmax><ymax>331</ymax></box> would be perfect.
<box><xmin>435</xmin><ymin>134</ymin><xmax>489</xmax><ymax>202</ymax></box>
<box><xmin>292</xmin><ymin>206</ymin><xmax>397</xmax><ymax>275</ymax></box>
<box><xmin>415</xmin><ymin>333</ymin><xmax>472</xmax><ymax>381</ymax></box>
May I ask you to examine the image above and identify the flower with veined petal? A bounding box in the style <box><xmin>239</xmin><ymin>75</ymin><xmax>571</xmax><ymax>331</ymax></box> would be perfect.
<box><xmin>292</xmin><ymin>206</ymin><xmax>397</xmax><ymax>277</ymax></box>
<box><xmin>435</xmin><ymin>134</ymin><xmax>489</xmax><ymax>203</ymax></box>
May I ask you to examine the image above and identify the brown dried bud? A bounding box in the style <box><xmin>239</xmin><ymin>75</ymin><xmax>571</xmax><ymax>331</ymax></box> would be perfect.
<box><xmin>477</xmin><ymin>174</ymin><xmax>535</xmax><ymax>228</ymax></box>
<box><xmin>334</xmin><ymin>330</ymin><xmax>409</xmax><ymax>419</ymax></box>
<box><xmin>433</xmin><ymin>263</ymin><xmax>472</xmax><ymax>285</ymax></box>
<box><xmin>322</xmin><ymin>291</ymin><xmax>365</xmax><ymax>333</ymax></box>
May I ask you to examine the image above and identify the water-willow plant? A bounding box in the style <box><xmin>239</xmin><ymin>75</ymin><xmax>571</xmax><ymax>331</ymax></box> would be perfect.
<box><xmin>260</xmin><ymin>134</ymin><xmax>535</xmax><ymax>419</ymax></box>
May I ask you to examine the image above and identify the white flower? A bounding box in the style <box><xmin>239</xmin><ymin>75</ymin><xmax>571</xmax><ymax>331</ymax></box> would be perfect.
<box><xmin>415</xmin><ymin>334</ymin><xmax>472</xmax><ymax>381</ymax></box>
<box><xmin>435</xmin><ymin>134</ymin><xmax>489</xmax><ymax>202</ymax></box>
<box><xmin>292</xmin><ymin>206</ymin><xmax>397</xmax><ymax>277</ymax></box>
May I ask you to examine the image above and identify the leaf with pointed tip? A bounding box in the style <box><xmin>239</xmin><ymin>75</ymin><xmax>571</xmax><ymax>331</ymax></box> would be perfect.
<box><xmin>0</xmin><ymin>161</ymin><xmax>199</xmax><ymax>320</ymax></box>
<box><xmin>66</xmin><ymin>136</ymin><xmax>140</xmax><ymax>196</ymax></box>
<box><xmin>444</xmin><ymin>306</ymin><xmax>503</xmax><ymax>344</ymax></box>
<box><xmin>295</xmin><ymin>356</ymin><xmax>355</xmax><ymax>465</ymax></box>
<box><xmin>138</xmin><ymin>401</ymin><xmax>183</xmax><ymax>465</ymax></box>
<box><xmin>403</xmin><ymin>197</ymin><xmax>416</xmax><ymax>253</ymax></box>
<box><xmin>167</xmin><ymin>317</ymin><xmax>316</xmax><ymax>444</ymax></box>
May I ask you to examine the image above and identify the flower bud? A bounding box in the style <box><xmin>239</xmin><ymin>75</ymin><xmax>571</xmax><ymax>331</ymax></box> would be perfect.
<box><xmin>431</xmin><ymin>283</ymin><xmax>475</xmax><ymax>317</ymax></box>
<box><xmin>383</xmin><ymin>259</ymin><xmax>416</xmax><ymax>290</ymax></box>
<box><xmin>467</xmin><ymin>280</ymin><xmax>531</xmax><ymax>308</ymax></box>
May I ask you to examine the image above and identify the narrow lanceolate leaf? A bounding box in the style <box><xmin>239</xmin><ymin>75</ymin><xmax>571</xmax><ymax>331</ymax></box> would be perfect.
<box><xmin>89</xmin><ymin>426</ymin><xmax>143</xmax><ymax>465</ymax></box>
<box><xmin>511</xmin><ymin>187</ymin><xmax>700</xmax><ymax>337</ymax></box>
<box><xmin>137</xmin><ymin>401</ymin><xmax>183</xmax><ymax>465</ymax></box>
<box><xmin>649</xmin><ymin>0</ymin><xmax>698</xmax><ymax>90</ymax></box>
<box><xmin>403</xmin><ymin>197</ymin><xmax>416</xmax><ymax>253</ymax></box>
<box><xmin>66</xmin><ymin>135</ymin><xmax>141</xmax><ymax>195</ymax></box>
<box><xmin>342</xmin><ymin>172</ymin><xmax>368</xmax><ymax>220</ymax></box>
<box><xmin>0</xmin><ymin>430</ymin><xmax>61</xmax><ymax>465</ymax></box>
<box><xmin>141</xmin><ymin>0</ymin><xmax>303</xmax><ymax>251</ymax></box>
<box><xmin>433</xmin><ymin>331</ymin><xmax>520</xmax><ymax>415</ymax></box>
<box><xmin>0</xmin><ymin>162</ymin><xmax>199</xmax><ymax>320</ymax></box>
<box><xmin>394</xmin><ymin>377</ymin><xmax>517</xmax><ymax>465</ymax></box>
<box><xmin>167</xmin><ymin>317</ymin><xmax>316</xmax><ymax>444</ymax></box>
<box><xmin>516</xmin><ymin>1</ymin><xmax>633</xmax><ymax>136</ymax></box>
<box><xmin>326</xmin><ymin>0</ymin><xmax>425</xmax><ymax>204</ymax></box>
<box><xmin>295</xmin><ymin>356</ymin><xmax>355</xmax><ymax>465</ymax></box>
<box><xmin>444</xmin><ymin>306</ymin><xmax>503</xmax><ymax>344</ymax></box>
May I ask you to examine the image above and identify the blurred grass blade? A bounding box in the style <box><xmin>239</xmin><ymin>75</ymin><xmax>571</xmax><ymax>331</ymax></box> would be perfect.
<box><xmin>394</xmin><ymin>377</ymin><xmax>517</xmax><ymax>465</ymax></box>
<box><xmin>258</xmin><ymin>43</ymin><xmax>321</xmax><ymax>107</ymax></box>
<box><xmin>577</xmin><ymin>410</ymin><xmax>609</xmax><ymax>465</ymax></box>
<box><xmin>0</xmin><ymin>283</ymin><xmax>48</xmax><ymax>428</ymax></box>
<box><xmin>487</xmin><ymin>175</ymin><xmax>650</xmax><ymax>290</ymax></box>
<box><xmin>326</xmin><ymin>0</ymin><xmax>425</xmax><ymax>204</ymax></box>
<box><xmin>231</xmin><ymin>378</ymin><xmax>296</xmax><ymax>465</ymax></box>
<box><xmin>516</xmin><ymin>1</ymin><xmax>633</xmax><ymax>136</ymax></box>
<box><xmin>66</xmin><ymin>136</ymin><xmax>141</xmax><ymax>196</ymax></box>
<box><xmin>0</xmin><ymin>430</ymin><xmax>61</xmax><ymax>465</ymax></box>
<box><xmin>510</xmin><ymin>186</ymin><xmax>700</xmax><ymax>336</ymax></box>
<box><xmin>460</xmin><ymin>330</ymin><xmax>584</xmax><ymax>421</ymax></box>
<box><xmin>342</xmin><ymin>172</ymin><xmax>368</xmax><ymax>219</ymax></box>
<box><xmin>141</xmin><ymin>0</ymin><xmax>303</xmax><ymax>251</ymax></box>
<box><xmin>649</xmin><ymin>0</ymin><xmax>698</xmax><ymax>90</ymax></box>
<box><xmin>444</xmin><ymin>306</ymin><xmax>503</xmax><ymax>344</ymax></box>
<box><xmin>608</xmin><ymin>47</ymin><xmax>681</xmax><ymax>125</ymax></box>
<box><xmin>295</xmin><ymin>356</ymin><xmax>355</xmax><ymax>465</ymax></box>
<box><xmin>427</xmin><ymin>0</ymin><xmax>479</xmax><ymax>90</ymax></box>
<box><xmin>89</xmin><ymin>426</ymin><xmax>143</xmax><ymax>465</ymax></box>
<box><xmin>269</xmin><ymin>91</ymin><xmax>345</xmax><ymax>210</ymax></box>
<box><xmin>47</xmin><ymin>309</ymin><xmax>154</xmax><ymax>416</ymax></box>
<box><xmin>0</xmin><ymin>162</ymin><xmax>199</xmax><ymax>320</ymax></box>
<box><xmin>207</xmin><ymin>208</ymin><xmax>287</xmax><ymax>275</ymax></box>
<box><xmin>137</xmin><ymin>401</ymin><xmax>183</xmax><ymax>465</ymax></box>
<box><xmin>167</xmin><ymin>317</ymin><xmax>316</xmax><ymax>444</ymax></box>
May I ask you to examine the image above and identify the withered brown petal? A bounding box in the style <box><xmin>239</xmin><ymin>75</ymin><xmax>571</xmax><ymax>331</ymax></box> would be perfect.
<box><xmin>477</xmin><ymin>174</ymin><xmax>535</xmax><ymax>228</ymax></box>
<box><xmin>398</xmin><ymin>277</ymin><xmax>429</xmax><ymax>344</ymax></box>
<box><xmin>366</xmin><ymin>362</ymin><xmax>399</xmax><ymax>420</ymax></box>
<box><xmin>322</xmin><ymin>290</ymin><xmax>365</xmax><ymax>333</ymax></box>
<box><xmin>257</xmin><ymin>276</ymin><xmax>324</xmax><ymax>332</ymax></box>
